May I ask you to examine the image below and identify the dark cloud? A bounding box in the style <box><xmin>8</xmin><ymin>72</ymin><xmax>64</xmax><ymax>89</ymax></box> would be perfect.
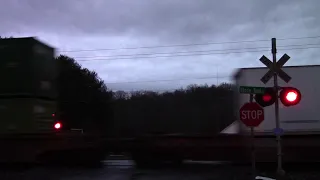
<box><xmin>2</xmin><ymin>0</ymin><xmax>318</xmax><ymax>40</ymax></box>
<box><xmin>1</xmin><ymin>0</ymin><xmax>320</xmax><ymax>91</ymax></box>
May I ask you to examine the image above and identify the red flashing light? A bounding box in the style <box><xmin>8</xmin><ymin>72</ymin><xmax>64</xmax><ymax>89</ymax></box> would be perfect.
<box><xmin>254</xmin><ymin>87</ymin><xmax>277</xmax><ymax>107</ymax></box>
<box><xmin>54</xmin><ymin>122</ymin><xmax>62</xmax><ymax>129</ymax></box>
<box><xmin>280</xmin><ymin>87</ymin><xmax>301</xmax><ymax>106</ymax></box>
<box><xmin>262</xmin><ymin>94</ymin><xmax>272</xmax><ymax>102</ymax></box>
<box><xmin>286</xmin><ymin>91</ymin><xmax>298</xmax><ymax>102</ymax></box>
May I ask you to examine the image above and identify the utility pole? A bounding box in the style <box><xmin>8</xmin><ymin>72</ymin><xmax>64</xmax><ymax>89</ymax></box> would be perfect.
<box><xmin>272</xmin><ymin>38</ymin><xmax>284</xmax><ymax>176</ymax></box>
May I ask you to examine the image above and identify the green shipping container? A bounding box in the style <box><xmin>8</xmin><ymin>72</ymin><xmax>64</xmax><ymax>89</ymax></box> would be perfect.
<box><xmin>0</xmin><ymin>37</ymin><xmax>57</xmax><ymax>99</ymax></box>
<box><xmin>0</xmin><ymin>98</ymin><xmax>57</xmax><ymax>134</ymax></box>
<box><xmin>0</xmin><ymin>37</ymin><xmax>58</xmax><ymax>134</ymax></box>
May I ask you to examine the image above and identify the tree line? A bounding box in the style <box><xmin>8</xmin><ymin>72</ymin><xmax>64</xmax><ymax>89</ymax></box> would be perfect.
<box><xmin>111</xmin><ymin>83</ymin><xmax>236</xmax><ymax>137</ymax></box>
<box><xmin>57</xmin><ymin>55</ymin><xmax>236</xmax><ymax>137</ymax></box>
<box><xmin>56</xmin><ymin>55</ymin><xmax>113</xmax><ymax>135</ymax></box>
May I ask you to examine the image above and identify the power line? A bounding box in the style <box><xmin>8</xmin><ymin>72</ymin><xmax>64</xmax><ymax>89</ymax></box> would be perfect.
<box><xmin>101</xmin><ymin>45</ymin><xmax>320</xmax><ymax>85</ymax></box>
<box><xmin>73</xmin><ymin>46</ymin><xmax>270</xmax><ymax>59</ymax></box>
<box><xmin>279</xmin><ymin>46</ymin><xmax>320</xmax><ymax>51</ymax></box>
<box><xmin>59</xmin><ymin>35</ymin><xmax>320</xmax><ymax>53</ymax></box>
<box><xmin>76</xmin><ymin>46</ymin><xmax>320</xmax><ymax>62</ymax></box>
<box><xmin>60</xmin><ymin>39</ymin><xmax>269</xmax><ymax>53</ymax></box>
<box><xmin>105</xmin><ymin>75</ymin><xmax>230</xmax><ymax>84</ymax></box>
<box><xmin>277</xmin><ymin>42</ymin><xmax>320</xmax><ymax>48</ymax></box>
<box><xmin>77</xmin><ymin>49</ymin><xmax>269</xmax><ymax>62</ymax></box>
<box><xmin>277</xmin><ymin>36</ymin><xmax>320</xmax><ymax>41</ymax></box>
<box><xmin>74</xmin><ymin>42</ymin><xmax>320</xmax><ymax>60</ymax></box>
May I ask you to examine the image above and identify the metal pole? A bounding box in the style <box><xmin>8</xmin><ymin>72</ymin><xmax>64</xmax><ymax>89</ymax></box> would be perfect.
<box><xmin>272</xmin><ymin>38</ymin><xmax>284</xmax><ymax>176</ymax></box>
<box><xmin>249</xmin><ymin>94</ymin><xmax>256</xmax><ymax>180</ymax></box>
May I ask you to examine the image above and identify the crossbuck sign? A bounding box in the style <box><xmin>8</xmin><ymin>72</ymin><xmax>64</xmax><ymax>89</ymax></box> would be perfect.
<box><xmin>260</xmin><ymin>54</ymin><xmax>291</xmax><ymax>84</ymax></box>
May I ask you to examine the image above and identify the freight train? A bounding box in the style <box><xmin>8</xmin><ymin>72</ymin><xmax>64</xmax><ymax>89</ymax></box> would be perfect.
<box><xmin>0</xmin><ymin>37</ymin><xmax>106</xmax><ymax>164</ymax></box>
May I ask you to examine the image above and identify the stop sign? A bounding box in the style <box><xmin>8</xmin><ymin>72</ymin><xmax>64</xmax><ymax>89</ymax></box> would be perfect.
<box><xmin>239</xmin><ymin>102</ymin><xmax>264</xmax><ymax>127</ymax></box>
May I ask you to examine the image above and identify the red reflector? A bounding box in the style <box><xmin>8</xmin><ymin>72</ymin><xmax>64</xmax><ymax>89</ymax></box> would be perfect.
<box><xmin>263</xmin><ymin>94</ymin><xmax>272</xmax><ymax>102</ymax></box>
<box><xmin>54</xmin><ymin>122</ymin><xmax>61</xmax><ymax>129</ymax></box>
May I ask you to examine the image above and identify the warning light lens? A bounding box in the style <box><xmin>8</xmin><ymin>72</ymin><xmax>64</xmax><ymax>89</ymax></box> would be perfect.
<box><xmin>263</xmin><ymin>94</ymin><xmax>272</xmax><ymax>102</ymax></box>
<box><xmin>286</xmin><ymin>91</ymin><xmax>298</xmax><ymax>102</ymax></box>
<box><xmin>254</xmin><ymin>87</ymin><xmax>277</xmax><ymax>107</ymax></box>
<box><xmin>54</xmin><ymin>122</ymin><xmax>61</xmax><ymax>129</ymax></box>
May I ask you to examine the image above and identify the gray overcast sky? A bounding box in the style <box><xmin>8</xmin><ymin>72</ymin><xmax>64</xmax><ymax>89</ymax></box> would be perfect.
<box><xmin>1</xmin><ymin>0</ymin><xmax>320</xmax><ymax>91</ymax></box>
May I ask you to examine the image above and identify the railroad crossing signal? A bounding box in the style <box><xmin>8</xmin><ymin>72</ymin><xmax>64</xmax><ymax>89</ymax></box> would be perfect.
<box><xmin>252</xmin><ymin>86</ymin><xmax>302</xmax><ymax>107</ymax></box>
<box><xmin>260</xmin><ymin>54</ymin><xmax>291</xmax><ymax>84</ymax></box>
<box><xmin>239</xmin><ymin>102</ymin><xmax>264</xmax><ymax>127</ymax></box>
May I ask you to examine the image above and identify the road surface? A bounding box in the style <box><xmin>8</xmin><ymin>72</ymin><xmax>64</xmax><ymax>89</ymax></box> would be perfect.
<box><xmin>0</xmin><ymin>160</ymin><xmax>319</xmax><ymax>180</ymax></box>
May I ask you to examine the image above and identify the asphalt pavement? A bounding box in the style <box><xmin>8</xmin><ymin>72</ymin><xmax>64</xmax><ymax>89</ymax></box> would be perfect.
<box><xmin>0</xmin><ymin>160</ymin><xmax>319</xmax><ymax>180</ymax></box>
